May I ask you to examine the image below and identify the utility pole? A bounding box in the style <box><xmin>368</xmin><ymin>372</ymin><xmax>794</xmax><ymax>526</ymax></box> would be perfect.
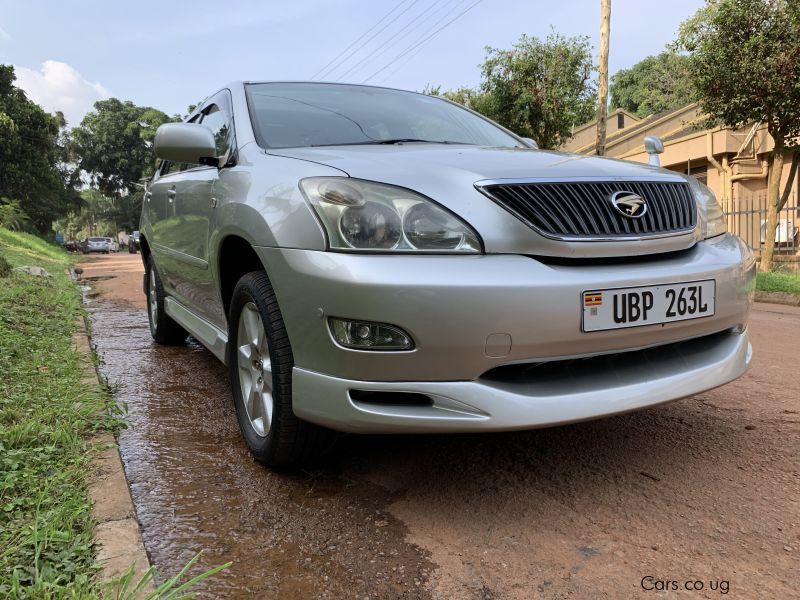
<box><xmin>596</xmin><ymin>0</ymin><xmax>611</xmax><ymax>156</ymax></box>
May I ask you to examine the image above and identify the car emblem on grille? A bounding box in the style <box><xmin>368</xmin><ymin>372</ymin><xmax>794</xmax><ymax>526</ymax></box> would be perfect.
<box><xmin>610</xmin><ymin>191</ymin><xmax>647</xmax><ymax>218</ymax></box>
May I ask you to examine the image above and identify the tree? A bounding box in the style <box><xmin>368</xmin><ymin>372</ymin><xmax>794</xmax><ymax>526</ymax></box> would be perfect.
<box><xmin>424</xmin><ymin>85</ymin><xmax>494</xmax><ymax>117</ymax></box>
<box><xmin>71</xmin><ymin>98</ymin><xmax>174</xmax><ymax>229</ymax></box>
<box><xmin>610</xmin><ymin>51</ymin><xmax>694</xmax><ymax>117</ymax></box>
<box><xmin>477</xmin><ymin>33</ymin><xmax>596</xmax><ymax>149</ymax></box>
<box><xmin>0</xmin><ymin>198</ymin><xmax>29</xmax><ymax>230</ymax></box>
<box><xmin>677</xmin><ymin>0</ymin><xmax>800</xmax><ymax>272</ymax></box>
<box><xmin>0</xmin><ymin>65</ymin><xmax>81</xmax><ymax>232</ymax></box>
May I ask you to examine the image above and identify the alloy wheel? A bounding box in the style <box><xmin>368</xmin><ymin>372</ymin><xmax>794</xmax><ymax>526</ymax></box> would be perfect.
<box><xmin>148</xmin><ymin>267</ymin><xmax>158</xmax><ymax>327</ymax></box>
<box><xmin>236</xmin><ymin>302</ymin><xmax>273</xmax><ymax>437</ymax></box>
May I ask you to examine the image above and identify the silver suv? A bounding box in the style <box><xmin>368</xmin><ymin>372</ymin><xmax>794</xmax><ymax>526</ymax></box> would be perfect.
<box><xmin>142</xmin><ymin>81</ymin><xmax>754</xmax><ymax>466</ymax></box>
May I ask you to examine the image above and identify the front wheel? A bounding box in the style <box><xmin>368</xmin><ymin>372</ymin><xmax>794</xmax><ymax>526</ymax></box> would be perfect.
<box><xmin>229</xmin><ymin>271</ymin><xmax>335</xmax><ymax>466</ymax></box>
<box><xmin>145</xmin><ymin>256</ymin><xmax>187</xmax><ymax>345</ymax></box>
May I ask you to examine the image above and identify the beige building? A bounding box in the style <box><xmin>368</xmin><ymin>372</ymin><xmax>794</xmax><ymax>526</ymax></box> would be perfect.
<box><xmin>562</xmin><ymin>105</ymin><xmax>799</xmax><ymax>255</ymax></box>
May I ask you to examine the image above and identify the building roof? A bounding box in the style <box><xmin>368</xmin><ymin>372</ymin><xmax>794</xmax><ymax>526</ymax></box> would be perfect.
<box><xmin>570</xmin><ymin>107</ymin><xmax>641</xmax><ymax>135</ymax></box>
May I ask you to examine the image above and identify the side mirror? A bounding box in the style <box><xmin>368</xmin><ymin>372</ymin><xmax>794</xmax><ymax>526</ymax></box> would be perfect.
<box><xmin>521</xmin><ymin>137</ymin><xmax>539</xmax><ymax>149</ymax></box>
<box><xmin>644</xmin><ymin>135</ymin><xmax>664</xmax><ymax>166</ymax></box>
<box><xmin>154</xmin><ymin>123</ymin><xmax>217</xmax><ymax>166</ymax></box>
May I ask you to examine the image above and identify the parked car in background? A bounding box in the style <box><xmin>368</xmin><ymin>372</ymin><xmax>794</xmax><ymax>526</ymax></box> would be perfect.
<box><xmin>141</xmin><ymin>81</ymin><xmax>755</xmax><ymax>467</ymax></box>
<box><xmin>83</xmin><ymin>237</ymin><xmax>111</xmax><ymax>254</ymax></box>
<box><xmin>129</xmin><ymin>231</ymin><xmax>141</xmax><ymax>253</ymax></box>
<box><xmin>105</xmin><ymin>237</ymin><xmax>119</xmax><ymax>252</ymax></box>
<box><xmin>65</xmin><ymin>240</ymin><xmax>80</xmax><ymax>253</ymax></box>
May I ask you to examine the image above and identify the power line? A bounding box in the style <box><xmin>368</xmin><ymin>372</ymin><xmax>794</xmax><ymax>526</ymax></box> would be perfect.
<box><xmin>334</xmin><ymin>0</ymin><xmax>453</xmax><ymax>82</ymax></box>
<box><xmin>314</xmin><ymin>0</ymin><xmax>423</xmax><ymax>82</ymax></box>
<box><xmin>310</xmin><ymin>0</ymin><xmax>413</xmax><ymax>80</ymax></box>
<box><xmin>367</xmin><ymin>0</ymin><xmax>469</xmax><ymax>84</ymax></box>
<box><xmin>362</xmin><ymin>0</ymin><xmax>486</xmax><ymax>84</ymax></box>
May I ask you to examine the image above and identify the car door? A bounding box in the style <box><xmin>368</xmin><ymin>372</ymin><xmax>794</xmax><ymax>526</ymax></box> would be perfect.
<box><xmin>146</xmin><ymin>114</ymin><xmax>202</xmax><ymax>294</ymax></box>
<box><xmin>168</xmin><ymin>91</ymin><xmax>236</xmax><ymax>323</ymax></box>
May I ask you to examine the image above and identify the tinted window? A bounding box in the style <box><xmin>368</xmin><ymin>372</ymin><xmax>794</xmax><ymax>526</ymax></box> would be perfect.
<box><xmin>201</xmin><ymin>105</ymin><xmax>232</xmax><ymax>158</ymax></box>
<box><xmin>245</xmin><ymin>82</ymin><xmax>521</xmax><ymax>149</ymax></box>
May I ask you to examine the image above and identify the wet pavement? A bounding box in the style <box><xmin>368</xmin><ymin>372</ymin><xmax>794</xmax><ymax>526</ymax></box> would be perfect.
<box><xmin>87</xmin><ymin>300</ymin><xmax>434</xmax><ymax>598</ymax></box>
<box><xmin>83</xmin><ymin>254</ymin><xmax>800</xmax><ymax>599</ymax></box>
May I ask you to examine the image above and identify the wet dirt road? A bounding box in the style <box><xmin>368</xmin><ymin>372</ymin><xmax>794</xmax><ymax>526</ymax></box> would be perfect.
<box><xmin>81</xmin><ymin>253</ymin><xmax>799</xmax><ymax>599</ymax></box>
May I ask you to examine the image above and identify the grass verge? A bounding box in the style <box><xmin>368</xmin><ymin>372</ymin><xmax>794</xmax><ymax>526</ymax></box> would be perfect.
<box><xmin>756</xmin><ymin>271</ymin><xmax>800</xmax><ymax>295</ymax></box>
<box><xmin>0</xmin><ymin>228</ymin><xmax>124</xmax><ymax>597</ymax></box>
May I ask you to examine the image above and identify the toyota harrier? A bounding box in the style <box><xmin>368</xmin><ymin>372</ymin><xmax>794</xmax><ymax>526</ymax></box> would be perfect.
<box><xmin>140</xmin><ymin>81</ymin><xmax>754</xmax><ymax>466</ymax></box>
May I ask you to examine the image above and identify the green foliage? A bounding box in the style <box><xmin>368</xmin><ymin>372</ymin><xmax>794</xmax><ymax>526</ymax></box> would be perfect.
<box><xmin>105</xmin><ymin>552</ymin><xmax>231</xmax><ymax>600</ymax></box>
<box><xmin>72</xmin><ymin>98</ymin><xmax>174</xmax><ymax>197</ymax></box>
<box><xmin>55</xmin><ymin>188</ymin><xmax>125</xmax><ymax>239</ymax></box>
<box><xmin>71</xmin><ymin>99</ymin><xmax>176</xmax><ymax>229</ymax></box>
<box><xmin>0</xmin><ymin>198</ymin><xmax>30</xmax><ymax>231</ymax></box>
<box><xmin>677</xmin><ymin>0</ymin><xmax>800</xmax><ymax>145</ymax></box>
<box><xmin>0</xmin><ymin>253</ymin><xmax>10</xmax><ymax>277</ymax></box>
<box><xmin>0</xmin><ymin>65</ymin><xmax>82</xmax><ymax>233</ymax></box>
<box><xmin>0</xmin><ymin>227</ymin><xmax>70</xmax><ymax>264</ymax></box>
<box><xmin>479</xmin><ymin>32</ymin><xmax>596</xmax><ymax>149</ymax></box>
<box><xmin>431</xmin><ymin>33</ymin><xmax>595</xmax><ymax>149</ymax></box>
<box><xmin>0</xmin><ymin>229</ymin><xmax>124</xmax><ymax>597</ymax></box>
<box><xmin>610</xmin><ymin>51</ymin><xmax>695</xmax><ymax>117</ymax></box>
<box><xmin>756</xmin><ymin>271</ymin><xmax>800</xmax><ymax>295</ymax></box>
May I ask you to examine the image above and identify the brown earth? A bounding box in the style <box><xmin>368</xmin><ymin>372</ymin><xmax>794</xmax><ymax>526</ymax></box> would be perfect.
<box><xmin>80</xmin><ymin>253</ymin><xmax>799</xmax><ymax>599</ymax></box>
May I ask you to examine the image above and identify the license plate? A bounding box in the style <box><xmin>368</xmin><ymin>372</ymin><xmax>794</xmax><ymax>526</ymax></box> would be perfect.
<box><xmin>582</xmin><ymin>280</ymin><xmax>715</xmax><ymax>332</ymax></box>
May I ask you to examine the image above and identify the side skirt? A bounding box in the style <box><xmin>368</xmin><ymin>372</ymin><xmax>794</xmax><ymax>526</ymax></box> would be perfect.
<box><xmin>164</xmin><ymin>297</ymin><xmax>229</xmax><ymax>364</ymax></box>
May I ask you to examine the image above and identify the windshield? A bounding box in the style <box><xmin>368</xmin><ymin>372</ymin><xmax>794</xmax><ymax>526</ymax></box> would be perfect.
<box><xmin>245</xmin><ymin>82</ymin><xmax>522</xmax><ymax>149</ymax></box>
<box><xmin>88</xmin><ymin>237</ymin><xmax>105</xmax><ymax>242</ymax></box>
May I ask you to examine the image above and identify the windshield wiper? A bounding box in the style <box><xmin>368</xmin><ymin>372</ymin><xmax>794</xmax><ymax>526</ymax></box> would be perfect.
<box><xmin>310</xmin><ymin>139</ymin><xmax>468</xmax><ymax>147</ymax></box>
<box><xmin>375</xmin><ymin>138</ymin><xmax>461</xmax><ymax>144</ymax></box>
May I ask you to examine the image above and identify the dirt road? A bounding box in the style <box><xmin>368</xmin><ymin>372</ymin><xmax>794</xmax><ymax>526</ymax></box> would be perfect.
<box><xmin>81</xmin><ymin>253</ymin><xmax>799</xmax><ymax>599</ymax></box>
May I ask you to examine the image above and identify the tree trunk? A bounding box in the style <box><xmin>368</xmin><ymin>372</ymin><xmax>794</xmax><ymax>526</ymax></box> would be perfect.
<box><xmin>759</xmin><ymin>143</ymin><xmax>785</xmax><ymax>272</ymax></box>
<box><xmin>595</xmin><ymin>0</ymin><xmax>611</xmax><ymax>156</ymax></box>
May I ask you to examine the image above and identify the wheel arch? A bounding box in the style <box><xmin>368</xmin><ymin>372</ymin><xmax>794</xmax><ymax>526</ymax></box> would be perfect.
<box><xmin>139</xmin><ymin>234</ymin><xmax>152</xmax><ymax>268</ymax></box>
<box><xmin>217</xmin><ymin>234</ymin><xmax>267</xmax><ymax>322</ymax></box>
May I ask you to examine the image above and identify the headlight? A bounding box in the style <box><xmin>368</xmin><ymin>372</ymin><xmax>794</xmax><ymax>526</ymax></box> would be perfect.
<box><xmin>299</xmin><ymin>177</ymin><xmax>481</xmax><ymax>253</ymax></box>
<box><xmin>695</xmin><ymin>183</ymin><xmax>727</xmax><ymax>239</ymax></box>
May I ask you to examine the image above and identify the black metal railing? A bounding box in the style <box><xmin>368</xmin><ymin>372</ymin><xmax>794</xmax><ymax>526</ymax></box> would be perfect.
<box><xmin>725</xmin><ymin>192</ymin><xmax>799</xmax><ymax>254</ymax></box>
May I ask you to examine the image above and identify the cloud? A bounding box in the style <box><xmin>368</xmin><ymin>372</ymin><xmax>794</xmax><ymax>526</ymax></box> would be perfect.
<box><xmin>14</xmin><ymin>60</ymin><xmax>110</xmax><ymax>127</ymax></box>
<box><xmin>0</xmin><ymin>26</ymin><xmax>10</xmax><ymax>41</ymax></box>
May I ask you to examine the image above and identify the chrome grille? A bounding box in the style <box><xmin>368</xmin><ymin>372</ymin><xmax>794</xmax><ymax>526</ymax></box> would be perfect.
<box><xmin>479</xmin><ymin>180</ymin><xmax>697</xmax><ymax>239</ymax></box>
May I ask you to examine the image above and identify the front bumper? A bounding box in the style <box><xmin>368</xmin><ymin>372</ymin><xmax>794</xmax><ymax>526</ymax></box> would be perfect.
<box><xmin>291</xmin><ymin>328</ymin><xmax>751</xmax><ymax>433</ymax></box>
<box><xmin>255</xmin><ymin>233</ymin><xmax>754</xmax><ymax>433</ymax></box>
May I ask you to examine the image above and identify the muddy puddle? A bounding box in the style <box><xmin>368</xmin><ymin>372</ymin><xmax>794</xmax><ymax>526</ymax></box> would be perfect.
<box><xmin>87</xmin><ymin>300</ymin><xmax>434</xmax><ymax>598</ymax></box>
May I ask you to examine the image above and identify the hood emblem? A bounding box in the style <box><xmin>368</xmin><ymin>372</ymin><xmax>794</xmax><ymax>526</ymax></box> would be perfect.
<box><xmin>610</xmin><ymin>191</ymin><xmax>647</xmax><ymax>218</ymax></box>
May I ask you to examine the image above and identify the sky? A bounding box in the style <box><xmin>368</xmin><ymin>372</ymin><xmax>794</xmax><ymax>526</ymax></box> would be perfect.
<box><xmin>0</xmin><ymin>0</ymin><xmax>705</xmax><ymax>128</ymax></box>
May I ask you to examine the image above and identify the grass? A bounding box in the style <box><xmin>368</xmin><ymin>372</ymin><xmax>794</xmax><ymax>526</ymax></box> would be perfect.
<box><xmin>0</xmin><ymin>228</ymin><xmax>124</xmax><ymax>597</ymax></box>
<box><xmin>756</xmin><ymin>270</ymin><xmax>800</xmax><ymax>295</ymax></box>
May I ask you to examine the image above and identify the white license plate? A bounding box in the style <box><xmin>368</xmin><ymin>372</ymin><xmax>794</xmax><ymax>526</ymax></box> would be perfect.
<box><xmin>582</xmin><ymin>280</ymin><xmax>715</xmax><ymax>332</ymax></box>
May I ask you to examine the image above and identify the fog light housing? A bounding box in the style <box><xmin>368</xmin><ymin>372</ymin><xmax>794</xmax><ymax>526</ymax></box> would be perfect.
<box><xmin>329</xmin><ymin>318</ymin><xmax>413</xmax><ymax>350</ymax></box>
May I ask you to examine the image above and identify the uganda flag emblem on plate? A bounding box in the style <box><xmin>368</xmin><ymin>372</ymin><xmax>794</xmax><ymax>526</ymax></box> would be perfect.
<box><xmin>584</xmin><ymin>292</ymin><xmax>602</xmax><ymax>307</ymax></box>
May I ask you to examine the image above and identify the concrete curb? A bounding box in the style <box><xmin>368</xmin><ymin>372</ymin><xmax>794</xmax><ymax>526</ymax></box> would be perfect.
<box><xmin>755</xmin><ymin>290</ymin><xmax>800</xmax><ymax>307</ymax></box>
<box><xmin>73</xmin><ymin>314</ymin><xmax>154</xmax><ymax>592</ymax></box>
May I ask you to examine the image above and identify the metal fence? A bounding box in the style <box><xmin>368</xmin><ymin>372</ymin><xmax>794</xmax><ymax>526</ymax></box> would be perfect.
<box><xmin>725</xmin><ymin>192</ymin><xmax>799</xmax><ymax>255</ymax></box>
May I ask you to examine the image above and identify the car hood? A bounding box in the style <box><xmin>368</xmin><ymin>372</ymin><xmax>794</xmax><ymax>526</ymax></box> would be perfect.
<box><xmin>268</xmin><ymin>144</ymin><xmax>697</xmax><ymax>258</ymax></box>
<box><xmin>268</xmin><ymin>144</ymin><xmax>675</xmax><ymax>184</ymax></box>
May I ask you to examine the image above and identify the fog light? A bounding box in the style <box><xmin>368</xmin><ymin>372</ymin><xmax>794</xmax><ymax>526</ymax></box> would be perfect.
<box><xmin>329</xmin><ymin>318</ymin><xmax>413</xmax><ymax>350</ymax></box>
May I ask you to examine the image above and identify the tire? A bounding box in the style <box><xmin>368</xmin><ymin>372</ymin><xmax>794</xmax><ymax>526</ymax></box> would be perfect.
<box><xmin>228</xmin><ymin>271</ymin><xmax>335</xmax><ymax>467</ymax></box>
<box><xmin>145</xmin><ymin>255</ymin><xmax>187</xmax><ymax>345</ymax></box>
